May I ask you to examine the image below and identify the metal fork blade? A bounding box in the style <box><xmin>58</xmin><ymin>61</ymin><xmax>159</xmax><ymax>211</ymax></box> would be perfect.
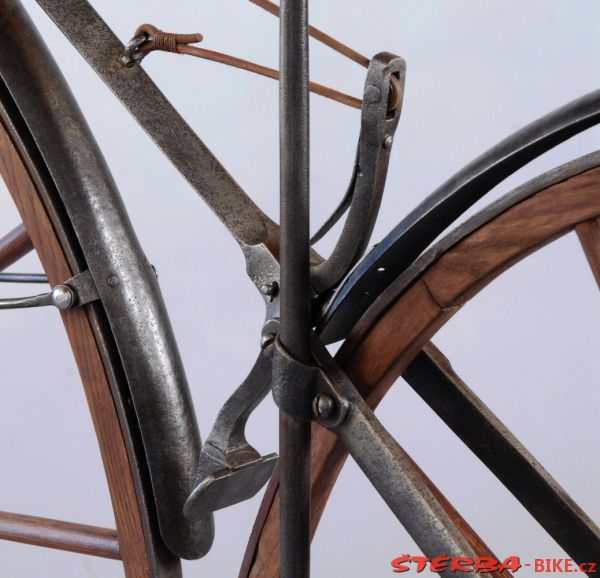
<box><xmin>309</xmin><ymin>339</ymin><xmax>509</xmax><ymax>577</ymax></box>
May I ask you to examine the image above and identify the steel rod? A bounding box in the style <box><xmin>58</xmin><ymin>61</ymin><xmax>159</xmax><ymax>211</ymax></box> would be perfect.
<box><xmin>0</xmin><ymin>272</ymin><xmax>48</xmax><ymax>283</ymax></box>
<box><xmin>250</xmin><ymin>0</ymin><xmax>370</xmax><ymax>67</ymax></box>
<box><xmin>0</xmin><ymin>511</ymin><xmax>121</xmax><ymax>560</ymax></box>
<box><xmin>0</xmin><ymin>224</ymin><xmax>33</xmax><ymax>272</ymax></box>
<box><xmin>279</xmin><ymin>1</ymin><xmax>311</xmax><ymax>577</ymax></box>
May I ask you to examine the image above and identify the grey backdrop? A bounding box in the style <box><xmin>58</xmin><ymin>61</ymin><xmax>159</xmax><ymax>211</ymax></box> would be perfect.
<box><xmin>1</xmin><ymin>1</ymin><xmax>600</xmax><ymax>576</ymax></box>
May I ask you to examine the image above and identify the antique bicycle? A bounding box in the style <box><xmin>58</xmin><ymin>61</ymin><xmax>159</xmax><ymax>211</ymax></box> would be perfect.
<box><xmin>1</xmin><ymin>1</ymin><xmax>599</xmax><ymax>576</ymax></box>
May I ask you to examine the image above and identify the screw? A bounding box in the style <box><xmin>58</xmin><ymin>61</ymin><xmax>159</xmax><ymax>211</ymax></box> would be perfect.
<box><xmin>313</xmin><ymin>394</ymin><xmax>334</xmax><ymax>420</ymax></box>
<box><xmin>51</xmin><ymin>285</ymin><xmax>74</xmax><ymax>311</ymax></box>
<box><xmin>383</xmin><ymin>135</ymin><xmax>393</xmax><ymax>150</ymax></box>
<box><xmin>261</xmin><ymin>281</ymin><xmax>279</xmax><ymax>302</ymax></box>
<box><xmin>107</xmin><ymin>275</ymin><xmax>120</xmax><ymax>287</ymax></box>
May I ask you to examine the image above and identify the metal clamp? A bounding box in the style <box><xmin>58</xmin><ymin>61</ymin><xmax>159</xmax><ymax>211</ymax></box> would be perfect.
<box><xmin>271</xmin><ymin>334</ymin><xmax>350</xmax><ymax>427</ymax></box>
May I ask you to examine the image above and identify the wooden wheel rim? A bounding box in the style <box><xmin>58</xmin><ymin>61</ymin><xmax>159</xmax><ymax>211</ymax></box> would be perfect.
<box><xmin>0</xmin><ymin>115</ymin><xmax>157</xmax><ymax>576</ymax></box>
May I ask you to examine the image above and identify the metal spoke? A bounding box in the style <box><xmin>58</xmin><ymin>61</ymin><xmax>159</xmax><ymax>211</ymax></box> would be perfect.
<box><xmin>403</xmin><ymin>342</ymin><xmax>600</xmax><ymax>564</ymax></box>
<box><xmin>576</xmin><ymin>219</ymin><xmax>600</xmax><ymax>290</ymax></box>
<box><xmin>0</xmin><ymin>224</ymin><xmax>33</xmax><ymax>272</ymax></box>
<box><xmin>0</xmin><ymin>273</ymin><xmax>47</xmax><ymax>283</ymax></box>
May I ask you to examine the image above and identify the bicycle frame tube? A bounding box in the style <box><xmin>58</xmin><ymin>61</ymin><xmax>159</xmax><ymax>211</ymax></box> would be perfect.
<box><xmin>0</xmin><ymin>0</ymin><xmax>213</xmax><ymax>561</ymax></box>
<box><xmin>278</xmin><ymin>2</ymin><xmax>312</xmax><ymax>577</ymax></box>
<box><xmin>34</xmin><ymin>0</ymin><xmax>275</xmax><ymax>251</ymax></box>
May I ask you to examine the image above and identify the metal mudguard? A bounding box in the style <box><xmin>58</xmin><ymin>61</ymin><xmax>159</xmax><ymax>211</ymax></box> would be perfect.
<box><xmin>0</xmin><ymin>0</ymin><xmax>213</xmax><ymax>562</ymax></box>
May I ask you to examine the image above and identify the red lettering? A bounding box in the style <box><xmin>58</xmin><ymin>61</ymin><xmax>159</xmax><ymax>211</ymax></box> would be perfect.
<box><xmin>552</xmin><ymin>559</ymin><xmax>564</xmax><ymax>572</ymax></box>
<box><xmin>475</xmin><ymin>557</ymin><xmax>500</xmax><ymax>573</ymax></box>
<box><xmin>565</xmin><ymin>559</ymin><xmax>573</xmax><ymax>573</ymax></box>
<box><xmin>390</xmin><ymin>555</ymin><xmax>411</xmax><ymax>573</ymax></box>
<box><xmin>534</xmin><ymin>559</ymin><xmax>545</xmax><ymax>572</ymax></box>
<box><xmin>430</xmin><ymin>555</ymin><xmax>450</xmax><ymax>573</ymax></box>
<box><xmin>500</xmin><ymin>556</ymin><xmax>522</xmax><ymax>573</ymax></box>
<box><xmin>411</xmin><ymin>556</ymin><xmax>429</xmax><ymax>572</ymax></box>
<box><xmin>588</xmin><ymin>562</ymin><xmax>598</xmax><ymax>573</ymax></box>
<box><xmin>450</xmin><ymin>557</ymin><xmax>474</xmax><ymax>572</ymax></box>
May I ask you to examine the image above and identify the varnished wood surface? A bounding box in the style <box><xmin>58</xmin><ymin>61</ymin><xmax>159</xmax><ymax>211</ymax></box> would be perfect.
<box><xmin>0</xmin><ymin>121</ymin><xmax>153</xmax><ymax>577</ymax></box>
<box><xmin>0</xmin><ymin>511</ymin><xmax>120</xmax><ymax>560</ymax></box>
<box><xmin>576</xmin><ymin>218</ymin><xmax>600</xmax><ymax>289</ymax></box>
<box><xmin>0</xmin><ymin>223</ymin><xmax>33</xmax><ymax>271</ymax></box>
<box><xmin>242</xmin><ymin>165</ymin><xmax>600</xmax><ymax>577</ymax></box>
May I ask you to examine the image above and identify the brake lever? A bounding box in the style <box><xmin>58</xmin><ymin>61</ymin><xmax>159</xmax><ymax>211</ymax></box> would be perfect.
<box><xmin>184</xmin><ymin>345</ymin><xmax>278</xmax><ymax>518</ymax></box>
<box><xmin>310</xmin><ymin>52</ymin><xmax>406</xmax><ymax>295</ymax></box>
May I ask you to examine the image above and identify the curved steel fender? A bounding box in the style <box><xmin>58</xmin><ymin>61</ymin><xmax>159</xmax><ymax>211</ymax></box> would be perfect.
<box><xmin>0</xmin><ymin>0</ymin><xmax>214</xmax><ymax>561</ymax></box>
<box><xmin>318</xmin><ymin>88</ymin><xmax>600</xmax><ymax>343</ymax></box>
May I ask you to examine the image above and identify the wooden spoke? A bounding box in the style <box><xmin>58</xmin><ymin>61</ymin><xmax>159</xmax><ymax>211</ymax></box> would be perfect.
<box><xmin>576</xmin><ymin>219</ymin><xmax>600</xmax><ymax>289</ymax></box>
<box><xmin>404</xmin><ymin>342</ymin><xmax>600</xmax><ymax>563</ymax></box>
<box><xmin>0</xmin><ymin>223</ymin><xmax>33</xmax><ymax>272</ymax></box>
<box><xmin>0</xmin><ymin>511</ymin><xmax>120</xmax><ymax>560</ymax></box>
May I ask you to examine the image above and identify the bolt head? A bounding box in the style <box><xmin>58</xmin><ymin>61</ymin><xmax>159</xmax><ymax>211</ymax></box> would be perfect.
<box><xmin>260</xmin><ymin>281</ymin><xmax>279</xmax><ymax>301</ymax></box>
<box><xmin>313</xmin><ymin>394</ymin><xmax>334</xmax><ymax>420</ymax></box>
<box><xmin>383</xmin><ymin>135</ymin><xmax>393</xmax><ymax>150</ymax></box>
<box><xmin>51</xmin><ymin>285</ymin><xmax>74</xmax><ymax>310</ymax></box>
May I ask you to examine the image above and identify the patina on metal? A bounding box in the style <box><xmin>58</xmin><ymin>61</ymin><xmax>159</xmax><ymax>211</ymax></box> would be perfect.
<box><xmin>184</xmin><ymin>346</ymin><xmax>278</xmax><ymax>518</ymax></box>
<box><xmin>277</xmin><ymin>2</ymin><xmax>313</xmax><ymax>577</ymax></box>
<box><xmin>309</xmin><ymin>52</ymin><xmax>405</xmax><ymax>295</ymax></box>
<box><xmin>1</xmin><ymin>0</ymin><xmax>213</xmax><ymax>562</ymax></box>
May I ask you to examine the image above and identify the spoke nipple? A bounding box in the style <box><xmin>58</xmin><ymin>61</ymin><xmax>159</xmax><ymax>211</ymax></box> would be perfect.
<box><xmin>261</xmin><ymin>281</ymin><xmax>279</xmax><ymax>301</ymax></box>
<box><xmin>313</xmin><ymin>394</ymin><xmax>334</xmax><ymax>420</ymax></box>
<box><xmin>383</xmin><ymin>135</ymin><xmax>393</xmax><ymax>149</ymax></box>
<box><xmin>51</xmin><ymin>285</ymin><xmax>74</xmax><ymax>310</ymax></box>
<box><xmin>107</xmin><ymin>275</ymin><xmax>120</xmax><ymax>287</ymax></box>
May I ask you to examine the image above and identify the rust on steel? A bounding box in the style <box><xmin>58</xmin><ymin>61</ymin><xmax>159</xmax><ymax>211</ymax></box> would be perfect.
<box><xmin>132</xmin><ymin>23</ymin><xmax>362</xmax><ymax>109</ymax></box>
<box><xmin>0</xmin><ymin>511</ymin><xmax>121</xmax><ymax>560</ymax></box>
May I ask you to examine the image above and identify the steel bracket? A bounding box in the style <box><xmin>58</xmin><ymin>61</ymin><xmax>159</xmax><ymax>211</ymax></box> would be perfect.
<box><xmin>0</xmin><ymin>270</ymin><xmax>99</xmax><ymax>311</ymax></box>
<box><xmin>271</xmin><ymin>335</ymin><xmax>350</xmax><ymax>427</ymax></box>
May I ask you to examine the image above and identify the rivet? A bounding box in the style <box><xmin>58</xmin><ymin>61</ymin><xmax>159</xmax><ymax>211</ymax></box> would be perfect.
<box><xmin>107</xmin><ymin>275</ymin><xmax>120</xmax><ymax>287</ymax></box>
<box><xmin>364</xmin><ymin>85</ymin><xmax>381</xmax><ymax>103</ymax></box>
<box><xmin>312</xmin><ymin>394</ymin><xmax>334</xmax><ymax>420</ymax></box>
<box><xmin>383</xmin><ymin>135</ymin><xmax>393</xmax><ymax>149</ymax></box>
